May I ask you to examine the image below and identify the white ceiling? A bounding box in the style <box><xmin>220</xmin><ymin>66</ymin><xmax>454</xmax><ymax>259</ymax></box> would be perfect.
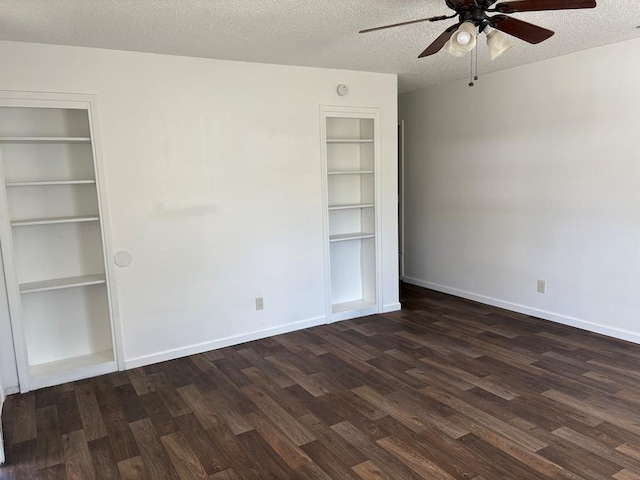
<box><xmin>0</xmin><ymin>1</ymin><xmax>638</xmax><ymax>93</ymax></box>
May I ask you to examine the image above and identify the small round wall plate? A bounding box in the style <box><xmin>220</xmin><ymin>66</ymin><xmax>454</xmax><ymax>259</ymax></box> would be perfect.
<box><xmin>114</xmin><ymin>251</ymin><xmax>132</xmax><ymax>267</ymax></box>
<box><xmin>337</xmin><ymin>84</ymin><xmax>349</xmax><ymax>96</ymax></box>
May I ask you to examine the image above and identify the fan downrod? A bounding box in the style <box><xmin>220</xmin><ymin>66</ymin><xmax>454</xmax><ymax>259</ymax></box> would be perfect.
<box><xmin>445</xmin><ymin>0</ymin><xmax>497</xmax><ymax>27</ymax></box>
<box><xmin>445</xmin><ymin>0</ymin><xmax>497</xmax><ymax>9</ymax></box>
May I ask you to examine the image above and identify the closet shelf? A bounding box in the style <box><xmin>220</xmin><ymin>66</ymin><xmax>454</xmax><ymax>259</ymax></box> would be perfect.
<box><xmin>326</xmin><ymin>139</ymin><xmax>374</xmax><ymax>144</ymax></box>
<box><xmin>29</xmin><ymin>350</ymin><xmax>115</xmax><ymax>390</ymax></box>
<box><xmin>0</xmin><ymin>136</ymin><xmax>91</xmax><ymax>143</ymax></box>
<box><xmin>328</xmin><ymin>203</ymin><xmax>374</xmax><ymax>211</ymax></box>
<box><xmin>11</xmin><ymin>215</ymin><xmax>100</xmax><ymax>227</ymax></box>
<box><xmin>20</xmin><ymin>274</ymin><xmax>106</xmax><ymax>294</ymax></box>
<box><xmin>6</xmin><ymin>180</ymin><xmax>96</xmax><ymax>187</ymax></box>
<box><xmin>327</xmin><ymin>171</ymin><xmax>374</xmax><ymax>175</ymax></box>
<box><xmin>330</xmin><ymin>232</ymin><xmax>375</xmax><ymax>243</ymax></box>
<box><xmin>332</xmin><ymin>299</ymin><xmax>377</xmax><ymax>314</ymax></box>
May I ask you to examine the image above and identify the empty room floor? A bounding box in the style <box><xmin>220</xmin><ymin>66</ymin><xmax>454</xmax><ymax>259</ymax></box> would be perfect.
<box><xmin>2</xmin><ymin>284</ymin><xmax>640</xmax><ymax>479</ymax></box>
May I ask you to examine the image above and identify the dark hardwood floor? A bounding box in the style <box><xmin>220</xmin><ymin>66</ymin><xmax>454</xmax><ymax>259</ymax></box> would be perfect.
<box><xmin>3</xmin><ymin>284</ymin><xmax>640</xmax><ymax>479</ymax></box>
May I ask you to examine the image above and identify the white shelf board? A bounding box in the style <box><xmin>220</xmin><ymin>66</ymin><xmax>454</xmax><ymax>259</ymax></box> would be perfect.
<box><xmin>326</xmin><ymin>139</ymin><xmax>374</xmax><ymax>144</ymax></box>
<box><xmin>29</xmin><ymin>350</ymin><xmax>116</xmax><ymax>390</ymax></box>
<box><xmin>0</xmin><ymin>136</ymin><xmax>91</xmax><ymax>144</ymax></box>
<box><xmin>11</xmin><ymin>215</ymin><xmax>100</xmax><ymax>227</ymax></box>
<box><xmin>328</xmin><ymin>203</ymin><xmax>375</xmax><ymax>211</ymax></box>
<box><xmin>327</xmin><ymin>171</ymin><xmax>374</xmax><ymax>175</ymax></box>
<box><xmin>332</xmin><ymin>299</ymin><xmax>377</xmax><ymax>314</ymax></box>
<box><xmin>20</xmin><ymin>274</ymin><xmax>106</xmax><ymax>294</ymax></box>
<box><xmin>330</xmin><ymin>232</ymin><xmax>375</xmax><ymax>243</ymax></box>
<box><xmin>6</xmin><ymin>180</ymin><xmax>96</xmax><ymax>187</ymax></box>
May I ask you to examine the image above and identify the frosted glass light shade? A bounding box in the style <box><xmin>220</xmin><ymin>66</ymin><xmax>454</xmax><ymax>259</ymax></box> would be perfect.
<box><xmin>486</xmin><ymin>27</ymin><xmax>514</xmax><ymax>60</ymax></box>
<box><xmin>444</xmin><ymin>39</ymin><xmax>466</xmax><ymax>57</ymax></box>
<box><xmin>447</xmin><ymin>22</ymin><xmax>477</xmax><ymax>56</ymax></box>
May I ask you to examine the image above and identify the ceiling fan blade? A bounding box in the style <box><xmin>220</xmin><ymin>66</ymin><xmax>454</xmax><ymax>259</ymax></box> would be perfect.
<box><xmin>418</xmin><ymin>24</ymin><xmax>459</xmax><ymax>58</ymax></box>
<box><xmin>494</xmin><ymin>0</ymin><xmax>596</xmax><ymax>13</ymax></box>
<box><xmin>359</xmin><ymin>15</ymin><xmax>451</xmax><ymax>34</ymax></box>
<box><xmin>490</xmin><ymin>15</ymin><xmax>554</xmax><ymax>44</ymax></box>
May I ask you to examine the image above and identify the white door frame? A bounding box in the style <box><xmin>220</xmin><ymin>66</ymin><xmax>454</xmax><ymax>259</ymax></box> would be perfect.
<box><xmin>398</xmin><ymin>120</ymin><xmax>406</xmax><ymax>280</ymax></box>
<box><xmin>0</xmin><ymin>368</ymin><xmax>5</xmax><ymax>465</ymax></box>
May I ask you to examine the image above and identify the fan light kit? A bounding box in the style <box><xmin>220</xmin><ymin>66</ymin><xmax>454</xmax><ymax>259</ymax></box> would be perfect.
<box><xmin>360</xmin><ymin>0</ymin><xmax>597</xmax><ymax>85</ymax></box>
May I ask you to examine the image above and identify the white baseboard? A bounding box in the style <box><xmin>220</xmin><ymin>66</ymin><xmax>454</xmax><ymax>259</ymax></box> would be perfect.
<box><xmin>124</xmin><ymin>315</ymin><xmax>327</xmax><ymax>369</ymax></box>
<box><xmin>2</xmin><ymin>385</ymin><xmax>19</xmax><ymax>396</ymax></box>
<box><xmin>403</xmin><ymin>277</ymin><xmax>640</xmax><ymax>345</ymax></box>
<box><xmin>383</xmin><ymin>302</ymin><xmax>402</xmax><ymax>313</ymax></box>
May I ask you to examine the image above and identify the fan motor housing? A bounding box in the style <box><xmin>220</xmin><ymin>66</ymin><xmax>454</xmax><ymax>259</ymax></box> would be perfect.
<box><xmin>445</xmin><ymin>0</ymin><xmax>498</xmax><ymax>27</ymax></box>
<box><xmin>445</xmin><ymin>0</ymin><xmax>497</xmax><ymax>8</ymax></box>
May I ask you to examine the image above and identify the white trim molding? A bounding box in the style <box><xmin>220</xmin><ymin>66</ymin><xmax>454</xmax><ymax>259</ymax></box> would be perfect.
<box><xmin>0</xmin><ymin>370</ymin><xmax>4</xmax><ymax>465</ymax></box>
<box><xmin>403</xmin><ymin>277</ymin><xmax>640</xmax><ymax>346</ymax></box>
<box><xmin>383</xmin><ymin>302</ymin><xmax>402</xmax><ymax>313</ymax></box>
<box><xmin>124</xmin><ymin>315</ymin><xmax>327</xmax><ymax>370</ymax></box>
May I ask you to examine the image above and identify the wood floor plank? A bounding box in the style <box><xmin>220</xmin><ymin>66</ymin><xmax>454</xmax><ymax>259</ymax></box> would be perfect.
<box><xmin>87</xmin><ymin>436</ymin><xmax>119</xmax><ymax>480</ymax></box>
<box><xmin>5</xmin><ymin>284</ymin><xmax>640</xmax><ymax>480</ymax></box>
<box><xmin>61</xmin><ymin>430</ymin><xmax>95</xmax><ymax>480</ymax></box>
<box><xmin>210</xmin><ymin>469</ymin><xmax>241</xmax><ymax>480</ymax></box>
<box><xmin>147</xmin><ymin>371</ymin><xmax>192</xmax><ymax>417</ymax></box>
<box><xmin>173</xmin><ymin>413</ymin><xmax>229</xmax><ymax>475</ymax></box>
<box><xmin>74</xmin><ymin>384</ymin><xmax>107</xmax><ymax>442</ymax></box>
<box><xmin>137</xmin><ymin>390</ymin><xmax>180</xmax><ymax>437</ymax></box>
<box><xmin>614</xmin><ymin>469</ymin><xmax>640</xmax><ymax>480</ymax></box>
<box><xmin>34</xmin><ymin>405</ymin><xmax>63</xmax><ymax>471</ymax></box>
<box><xmin>234</xmin><ymin>429</ymin><xmax>295</xmax><ymax>480</ymax></box>
<box><xmin>241</xmin><ymin>383</ymin><xmax>315</xmax><ymax>446</ymax></box>
<box><xmin>377</xmin><ymin>435</ymin><xmax>456</xmax><ymax>480</ymax></box>
<box><xmin>202</xmin><ymin>390</ymin><xmax>253</xmax><ymax>435</ymax></box>
<box><xmin>127</xmin><ymin>368</ymin><xmax>154</xmax><ymax>396</ymax></box>
<box><xmin>204</xmin><ymin>424</ymin><xmax>263</xmax><ymax>480</ymax></box>
<box><xmin>161</xmin><ymin>431</ymin><xmax>210</xmax><ymax>480</ymax></box>
<box><xmin>11</xmin><ymin>393</ymin><xmax>37</xmax><ymax>445</ymax></box>
<box><xmin>352</xmin><ymin>459</ymin><xmax>392</xmax><ymax>480</ymax></box>
<box><xmin>129</xmin><ymin>417</ymin><xmax>179</xmax><ymax>480</ymax></box>
<box><xmin>117</xmin><ymin>455</ymin><xmax>151</xmax><ymax>480</ymax></box>
<box><xmin>177</xmin><ymin>384</ymin><xmax>221</xmax><ymax>430</ymax></box>
<box><xmin>331</xmin><ymin>421</ymin><xmax>424</xmax><ymax>480</ymax></box>
<box><xmin>244</xmin><ymin>411</ymin><xmax>312</xmax><ymax>469</ymax></box>
<box><xmin>55</xmin><ymin>391</ymin><xmax>83</xmax><ymax>437</ymax></box>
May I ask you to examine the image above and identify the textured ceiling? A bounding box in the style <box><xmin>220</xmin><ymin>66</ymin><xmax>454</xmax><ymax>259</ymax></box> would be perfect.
<box><xmin>0</xmin><ymin>1</ymin><xmax>638</xmax><ymax>92</ymax></box>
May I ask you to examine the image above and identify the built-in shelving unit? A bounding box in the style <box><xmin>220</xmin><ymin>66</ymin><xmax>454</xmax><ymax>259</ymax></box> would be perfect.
<box><xmin>321</xmin><ymin>107</ymin><xmax>381</xmax><ymax>322</ymax></box>
<box><xmin>0</xmin><ymin>101</ymin><xmax>117</xmax><ymax>392</ymax></box>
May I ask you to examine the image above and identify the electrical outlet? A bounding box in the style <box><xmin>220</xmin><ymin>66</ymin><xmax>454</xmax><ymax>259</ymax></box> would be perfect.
<box><xmin>255</xmin><ymin>297</ymin><xmax>264</xmax><ymax>310</ymax></box>
<box><xmin>537</xmin><ymin>280</ymin><xmax>546</xmax><ymax>294</ymax></box>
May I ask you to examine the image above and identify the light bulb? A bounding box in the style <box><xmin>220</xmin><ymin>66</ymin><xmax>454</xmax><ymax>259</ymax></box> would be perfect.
<box><xmin>456</xmin><ymin>31</ymin><xmax>471</xmax><ymax>46</ymax></box>
<box><xmin>446</xmin><ymin>22</ymin><xmax>477</xmax><ymax>57</ymax></box>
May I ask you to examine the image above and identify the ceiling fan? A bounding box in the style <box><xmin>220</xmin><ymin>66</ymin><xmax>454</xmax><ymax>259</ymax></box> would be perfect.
<box><xmin>360</xmin><ymin>0</ymin><xmax>597</xmax><ymax>60</ymax></box>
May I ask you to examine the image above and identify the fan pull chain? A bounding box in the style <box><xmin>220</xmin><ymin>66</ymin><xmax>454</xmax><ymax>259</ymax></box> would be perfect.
<box><xmin>469</xmin><ymin>31</ymin><xmax>479</xmax><ymax>87</ymax></box>
<box><xmin>475</xmin><ymin>42</ymin><xmax>479</xmax><ymax>82</ymax></box>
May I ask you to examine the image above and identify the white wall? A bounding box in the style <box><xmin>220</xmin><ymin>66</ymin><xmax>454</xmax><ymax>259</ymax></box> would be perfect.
<box><xmin>0</xmin><ymin>41</ymin><xmax>398</xmax><ymax>390</ymax></box>
<box><xmin>0</xmin><ymin>246</ymin><xmax>17</xmax><ymax>394</ymax></box>
<box><xmin>399</xmin><ymin>37</ymin><xmax>640</xmax><ymax>343</ymax></box>
<box><xmin>0</xmin><ymin>366</ymin><xmax>4</xmax><ymax>464</ymax></box>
